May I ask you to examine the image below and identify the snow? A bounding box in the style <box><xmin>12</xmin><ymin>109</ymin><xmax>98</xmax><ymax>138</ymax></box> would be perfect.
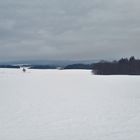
<box><xmin>0</xmin><ymin>68</ymin><xmax>140</xmax><ymax>140</ymax></box>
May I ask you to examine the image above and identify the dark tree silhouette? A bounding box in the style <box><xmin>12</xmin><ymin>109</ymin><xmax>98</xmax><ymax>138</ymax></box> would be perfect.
<box><xmin>92</xmin><ymin>56</ymin><xmax>140</xmax><ymax>75</ymax></box>
<box><xmin>64</xmin><ymin>64</ymin><xmax>93</xmax><ymax>69</ymax></box>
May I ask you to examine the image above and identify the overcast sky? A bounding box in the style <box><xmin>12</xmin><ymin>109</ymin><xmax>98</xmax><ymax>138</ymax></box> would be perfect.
<box><xmin>0</xmin><ymin>0</ymin><xmax>140</xmax><ymax>62</ymax></box>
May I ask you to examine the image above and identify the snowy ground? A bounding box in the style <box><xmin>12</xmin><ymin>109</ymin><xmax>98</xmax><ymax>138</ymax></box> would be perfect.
<box><xmin>0</xmin><ymin>68</ymin><xmax>140</xmax><ymax>140</ymax></box>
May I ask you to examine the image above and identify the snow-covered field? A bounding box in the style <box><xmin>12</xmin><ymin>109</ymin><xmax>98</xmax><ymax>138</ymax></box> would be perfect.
<box><xmin>0</xmin><ymin>69</ymin><xmax>140</xmax><ymax>140</ymax></box>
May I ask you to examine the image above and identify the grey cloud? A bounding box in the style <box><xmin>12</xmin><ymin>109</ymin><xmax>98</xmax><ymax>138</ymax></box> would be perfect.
<box><xmin>0</xmin><ymin>0</ymin><xmax>140</xmax><ymax>62</ymax></box>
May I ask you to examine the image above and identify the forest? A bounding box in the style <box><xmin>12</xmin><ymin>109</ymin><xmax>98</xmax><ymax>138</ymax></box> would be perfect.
<box><xmin>92</xmin><ymin>56</ymin><xmax>140</xmax><ymax>75</ymax></box>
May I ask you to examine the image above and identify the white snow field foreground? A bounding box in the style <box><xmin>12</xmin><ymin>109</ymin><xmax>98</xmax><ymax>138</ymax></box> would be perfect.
<box><xmin>0</xmin><ymin>69</ymin><xmax>140</xmax><ymax>140</ymax></box>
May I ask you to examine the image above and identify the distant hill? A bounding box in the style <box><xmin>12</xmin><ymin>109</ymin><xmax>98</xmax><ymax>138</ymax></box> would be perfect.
<box><xmin>0</xmin><ymin>59</ymin><xmax>98</xmax><ymax>70</ymax></box>
<box><xmin>0</xmin><ymin>65</ymin><xmax>20</xmax><ymax>69</ymax></box>
<box><xmin>0</xmin><ymin>59</ymin><xmax>98</xmax><ymax>67</ymax></box>
<box><xmin>64</xmin><ymin>64</ymin><xmax>93</xmax><ymax>69</ymax></box>
<box><xmin>29</xmin><ymin>65</ymin><xmax>56</xmax><ymax>69</ymax></box>
<box><xmin>0</xmin><ymin>63</ymin><xmax>94</xmax><ymax>70</ymax></box>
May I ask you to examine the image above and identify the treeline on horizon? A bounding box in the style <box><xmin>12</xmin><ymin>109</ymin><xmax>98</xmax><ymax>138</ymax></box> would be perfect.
<box><xmin>92</xmin><ymin>56</ymin><xmax>140</xmax><ymax>75</ymax></box>
<box><xmin>1</xmin><ymin>56</ymin><xmax>140</xmax><ymax>75</ymax></box>
<box><xmin>0</xmin><ymin>63</ymin><xmax>93</xmax><ymax>69</ymax></box>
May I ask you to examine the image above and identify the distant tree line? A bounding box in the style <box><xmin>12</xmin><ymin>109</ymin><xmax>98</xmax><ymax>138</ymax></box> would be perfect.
<box><xmin>0</xmin><ymin>65</ymin><xmax>20</xmax><ymax>69</ymax></box>
<box><xmin>64</xmin><ymin>64</ymin><xmax>93</xmax><ymax>69</ymax></box>
<box><xmin>92</xmin><ymin>56</ymin><xmax>140</xmax><ymax>75</ymax></box>
<box><xmin>29</xmin><ymin>65</ymin><xmax>56</xmax><ymax>69</ymax></box>
<box><xmin>0</xmin><ymin>65</ymin><xmax>57</xmax><ymax>69</ymax></box>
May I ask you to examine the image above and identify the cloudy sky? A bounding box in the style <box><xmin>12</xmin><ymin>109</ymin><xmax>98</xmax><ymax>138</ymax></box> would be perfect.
<box><xmin>0</xmin><ymin>0</ymin><xmax>140</xmax><ymax>62</ymax></box>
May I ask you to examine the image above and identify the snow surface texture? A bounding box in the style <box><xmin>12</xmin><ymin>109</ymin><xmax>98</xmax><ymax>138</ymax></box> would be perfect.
<box><xmin>0</xmin><ymin>69</ymin><xmax>140</xmax><ymax>140</ymax></box>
